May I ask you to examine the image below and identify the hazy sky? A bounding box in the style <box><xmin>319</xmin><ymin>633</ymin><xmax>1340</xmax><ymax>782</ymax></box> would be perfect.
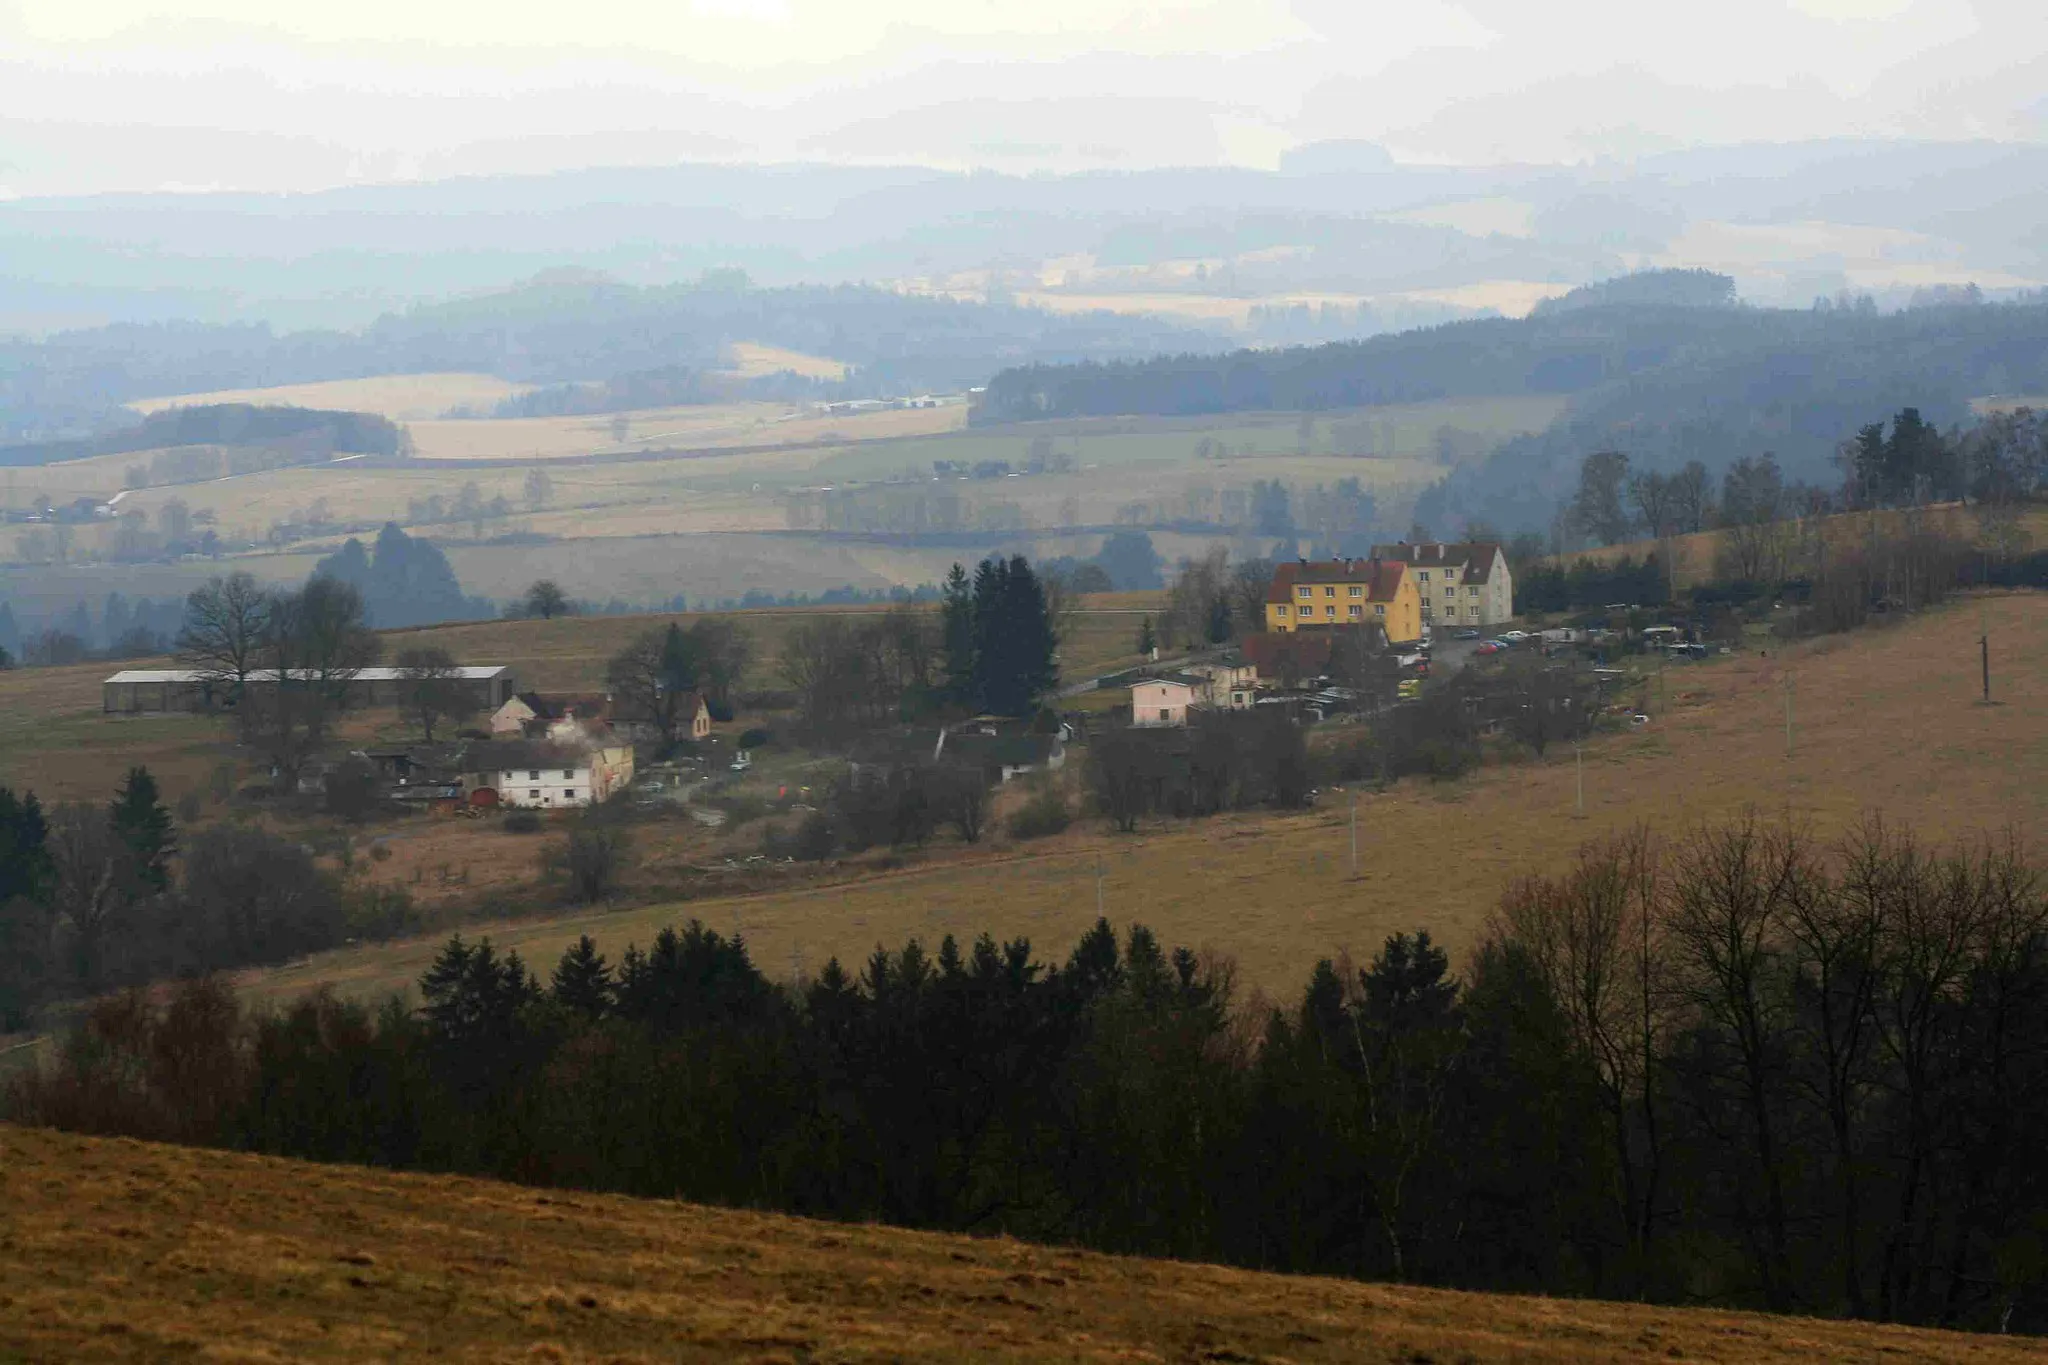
<box><xmin>2</xmin><ymin>0</ymin><xmax>2045</xmax><ymax>196</ymax></box>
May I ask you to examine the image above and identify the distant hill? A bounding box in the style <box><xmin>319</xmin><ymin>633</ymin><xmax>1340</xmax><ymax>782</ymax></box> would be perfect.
<box><xmin>0</xmin><ymin>276</ymin><xmax>1219</xmax><ymax>443</ymax></box>
<box><xmin>0</xmin><ymin>403</ymin><xmax>409</xmax><ymax>468</ymax></box>
<box><xmin>977</xmin><ymin>294</ymin><xmax>2048</xmax><ymax>533</ymax></box>
<box><xmin>1530</xmin><ymin>267</ymin><xmax>1737</xmax><ymax>315</ymax></box>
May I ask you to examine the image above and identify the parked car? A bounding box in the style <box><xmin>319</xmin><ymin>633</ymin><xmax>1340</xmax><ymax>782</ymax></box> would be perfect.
<box><xmin>1501</xmin><ymin>630</ymin><xmax>1531</xmax><ymax>644</ymax></box>
<box><xmin>1476</xmin><ymin>640</ymin><xmax>1506</xmax><ymax>656</ymax></box>
<box><xmin>1453</xmin><ymin>627</ymin><xmax>1481</xmax><ymax>640</ymax></box>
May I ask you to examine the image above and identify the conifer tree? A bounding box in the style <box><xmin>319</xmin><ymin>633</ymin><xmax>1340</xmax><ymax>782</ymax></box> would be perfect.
<box><xmin>107</xmin><ymin>766</ymin><xmax>175</xmax><ymax>895</ymax></box>
<box><xmin>551</xmin><ymin>935</ymin><xmax>615</xmax><ymax>1019</ymax></box>
<box><xmin>940</xmin><ymin>562</ymin><xmax>977</xmax><ymax>707</ymax></box>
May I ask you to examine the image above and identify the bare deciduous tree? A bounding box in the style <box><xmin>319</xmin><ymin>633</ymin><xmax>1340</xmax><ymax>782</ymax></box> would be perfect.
<box><xmin>176</xmin><ymin>572</ymin><xmax>273</xmax><ymax>707</ymax></box>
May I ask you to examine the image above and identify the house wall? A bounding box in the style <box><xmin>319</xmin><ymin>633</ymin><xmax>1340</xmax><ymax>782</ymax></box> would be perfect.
<box><xmin>1131</xmin><ymin>682</ymin><xmax>1191</xmax><ymax>727</ymax></box>
<box><xmin>1415</xmin><ymin>552</ymin><xmax>1515</xmax><ymax>630</ymax></box>
<box><xmin>1266</xmin><ymin>571</ymin><xmax>1420</xmax><ymax>643</ymax></box>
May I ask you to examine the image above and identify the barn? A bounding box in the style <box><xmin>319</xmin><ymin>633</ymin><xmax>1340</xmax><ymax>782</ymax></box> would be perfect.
<box><xmin>102</xmin><ymin>665</ymin><xmax>518</xmax><ymax>714</ymax></box>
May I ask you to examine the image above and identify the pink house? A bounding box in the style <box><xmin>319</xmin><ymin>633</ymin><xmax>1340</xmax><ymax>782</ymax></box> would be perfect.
<box><xmin>1131</xmin><ymin>676</ymin><xmax>1199</xmax><ymax>727</ymax></box>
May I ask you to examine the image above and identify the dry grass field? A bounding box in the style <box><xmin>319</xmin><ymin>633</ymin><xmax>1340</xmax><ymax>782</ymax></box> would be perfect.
<box><xmin>1</xmin><ymin>1124</ymin><xmax>2032</xmax><ymax>1365</ymax></box>
<box><xmin>722</xmin><ymin>340</ymin><xmax>851</xmax><ymax>381</ymax></box>
<box><xmin>234</xmin><ymin>592</ymin><xmax>2048</xmax><ymax>1011</ymax></box>
<box><xmin>1558</xmin><ymin>504</ymin><xmax>2048</xmax><ymax>591</ymax></box>
<box><xmin>404</xmin><ymin>401</ymin><xmax>963</xmax><ymax>462</ymax></box>
<box><xmin>389</xmin><ymin>591</ymin><xmax>1164</xmax><ymax>692</ymax></box>
<box><xmin>126</xmin><ymin>372</ymin><xmax>537</xmax><ymax>421</ymax></box>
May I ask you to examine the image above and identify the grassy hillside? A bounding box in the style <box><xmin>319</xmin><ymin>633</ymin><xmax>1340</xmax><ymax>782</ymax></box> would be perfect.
<box><xmin>1</xmin><ymin>1124</ymin><xmax>2033</xmax><ymax>1364</ymax></box>
<box><xmin>235</xmin><ymin>592</ymin><xmax>2048</xmax><ymax>1009</ymax></box>
<box><xmin>1554</xmin><ymin>503</ymin><xmax>2048</xmax><ymax>590</ymax></box>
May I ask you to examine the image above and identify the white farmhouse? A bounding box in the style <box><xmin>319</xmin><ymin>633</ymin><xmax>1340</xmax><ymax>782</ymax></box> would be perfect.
<box><xmin>462</xmin><ymin>733</ymin><xmax>635</xmax><ymax>809</ymax></box>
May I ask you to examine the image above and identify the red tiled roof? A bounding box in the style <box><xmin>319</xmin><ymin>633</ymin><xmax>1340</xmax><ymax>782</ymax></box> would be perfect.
<box><xmin>1265</xmin><ymin>557</ymin><xmax>1408</xmax><ymax>605</ymax></box>
<box><xmin>1243</xmin><ymin>631</ymin><xmax>1333</xmax><ymax>680</ymax></box>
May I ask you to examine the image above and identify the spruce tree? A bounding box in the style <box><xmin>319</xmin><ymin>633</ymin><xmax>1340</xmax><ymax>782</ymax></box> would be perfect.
<box><xmin>0</xmin><ymin>786</ymin><xmax>52</xmax><ymax>904</ymax></box>
<box><xmin>108</xmin><ymin>766</ymin><xmax>175</xmax><ymax>894</ymax></box>
<box><xmin>551</xmin><ymin>935</ymin><xmax>615</xmax><ymax>1019</ymax></box>
<box><xmin>1137</xmin><ymin>615</ymin><xmax>1156</xmax><ymax>656</ymax></box>
<box><xmin>940</xmin><ymin>562</ymin><xmax>977</xmax><ymax>707</ymax></box>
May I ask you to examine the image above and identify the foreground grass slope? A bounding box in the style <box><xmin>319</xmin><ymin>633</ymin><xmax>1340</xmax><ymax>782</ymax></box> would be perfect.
<box><xmin>1</xmin><ymin>1125</ymin><xmax>2033</xmax><ymax>1364</ymax></box>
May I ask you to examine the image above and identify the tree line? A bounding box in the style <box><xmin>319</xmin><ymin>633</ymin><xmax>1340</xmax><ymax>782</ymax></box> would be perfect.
<box><xmin>14</xmin><ymin>814</ymin><xmax>2048</xmax><ymax>1335</ymax></box>
<box><xmin>0</xmin><ymin>768</ymin><xmax>409</xmax><ymax>1030</ymax></box>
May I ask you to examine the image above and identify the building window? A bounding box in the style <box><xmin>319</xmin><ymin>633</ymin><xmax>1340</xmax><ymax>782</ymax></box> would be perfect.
<box><xmin>564</xmin><ymin>789</ymin><xmax>577</xmax><ymax>800</ymax></box>
<box><xmin>1418</xmin><ymin>570</ymin><xmax>1429</xmax><ymax>582</ymax></box>
<box><xmin>562</xmin><ymin>769</ymin><xmax>574</xmax><ymax>779</ymax></box>
<box><xmin>1297</xmin><ymin>586</ymin><xmax>1312</xmax><ymax>598</ymax></box>
<box><xmin>1158</xmin><ymin>709</ymin><xmax>1171</xmax><ymax>721</ymax></box>
<box><xmin>1469</xmin><ymin>586</ymin><xmax>1479</xmax><ymax>597</ymax></box>
<box><xmin>1375</xmin><ymin>605</ymin><xmax>1385</xmax><ymax>616</ymax></box>
<box><xmin>1470</xmin><ymin>607</ymin><xmax>1481</xmax><ymax>617</ymax></box>
<box><xmin>529</xmin><ymin>789</ymin><xmax>541</xmax><ymax>800</ymax></box>
<box><xmin>528</xmin><ymin>769</ymin><xmax>540</xmax><ymax>780</ymax></box>
<box><xmin>1348</xmin><ymin>585</ymin><xmax>1361</xmax><ymax>596</ymax></box>
<box><xmin>1325</xmin><ymin>606</ymin><xmax>1336</xmax><ymax>617</ymax></box>
<box><xmin>1348</xmin><ymin>605</ymin><xmax>1362</xmax><ymax>619</ymax></box>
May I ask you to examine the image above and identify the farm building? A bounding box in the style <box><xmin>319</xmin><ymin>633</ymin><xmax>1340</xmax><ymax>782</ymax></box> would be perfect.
<box><xmin>461</xmin><ymin>731</ymin><xmax>635</xmax><ymax>809</ymax></box>
<box><xmin>102</xmin><ymin>665</ymin><xmax>518</xmax><ymax>715</ymax></box>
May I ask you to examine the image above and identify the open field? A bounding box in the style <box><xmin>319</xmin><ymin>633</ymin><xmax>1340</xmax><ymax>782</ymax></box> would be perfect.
<box><xmin>235</xmin><ymin>593</ymin><xmax>2048</xmax><ymax>1009</ymax></box>
<box><xmin>722</xmin><ymin>340</ymin><xmax>850</xmax><ymax>380</ymax></box>
<box><xmin>4</xmin><ymin>394</ymin><xmax>1561</xmax><ymax>608</ymax></box>
<box><xmin>1559</xmin><ymin>503</ymin><xmax>2048</xmax><ymax>591</ymax></box>
<box><xmin>2</xmin><ymin>1125</ymin><xmax>2032</xmax><ymax>1365</ymax></box>
<box><xmin>405</xmin><ymin>400</ymin><xmax>964</xmax><ymax>462</ymax></box>
<box><xmin>388</xmin><ymin>591</ymin><xmax>1164</xmax><ymax>692</ymax></box>
<box><xmin>126</xmin><ymin>371</ymin><xmax>537</xmax><ymax>421</ymax></box>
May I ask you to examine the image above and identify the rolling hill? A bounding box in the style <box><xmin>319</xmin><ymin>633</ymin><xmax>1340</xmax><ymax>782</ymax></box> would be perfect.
<box><xmin>2</xmin><ymin>1123</ymin><xmax>2036</xmax><ymax>1363</ymax></box>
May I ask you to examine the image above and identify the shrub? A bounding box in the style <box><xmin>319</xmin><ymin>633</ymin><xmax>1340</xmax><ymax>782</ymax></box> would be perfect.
<box><xmin>1007</xmin><ymin>783</ymin><xmax>1072</xmax><ymax>840</ymax></box>
<box><xmin>790</xmin><ymin>811</ymin><xmax>837</xmax><ymax>861</ymax></box>
<box><xmin>565</xmin><ymin>827</ymin><xmax>629</xmax><ymax>904</ymax></box>
<box><xmin>738</xmin><ymin>728</ymin><xmax>772</xmax><ymax>750</ymax></box>
<box><xmin>502</xmin><ymin>809</ymin><xmax>543</xmax><ymax>834</ymax></box>
<box><xmin>344</xmin><ymin>886</ymin><xmax>421</xmax><ymax>941</ymax></box>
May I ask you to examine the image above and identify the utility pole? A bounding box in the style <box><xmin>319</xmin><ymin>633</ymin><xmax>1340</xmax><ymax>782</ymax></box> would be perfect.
<box><xmin>1982</xmin><ymin>601</ymin><xmax>1992</xmax><ymax>704</ymax></box>
<box><xmin>1573</xmin><ymin>741</ymin><xmax>1585</xmax><ymax>818</ymax></box>
<box><xmin>1095</xmin><ymin>855</ymin><xmax>1105</xmax><ymax>920</ymax></box>
<box><xmin>1784</xmin><ymin>675</ymin><xmax>1794</xmax><ymax>759</ymax></box>
<box><xmin>1349</xmin><ymin>791</ymin><xmax>1359</xmax><ymax>879</ymax></box>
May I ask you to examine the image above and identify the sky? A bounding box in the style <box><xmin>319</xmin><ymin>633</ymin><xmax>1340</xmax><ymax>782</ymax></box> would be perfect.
<box><xmin>2</xmin><ymin>0</ymin><xmax>2046</xmax><ymax>196</ymax></box>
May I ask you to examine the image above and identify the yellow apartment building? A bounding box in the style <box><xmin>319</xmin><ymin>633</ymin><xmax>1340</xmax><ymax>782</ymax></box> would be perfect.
<box><xmin>1263</xmin><ymin>557</ymin><xmax>1422</xmax><ymax>644</ymax></box>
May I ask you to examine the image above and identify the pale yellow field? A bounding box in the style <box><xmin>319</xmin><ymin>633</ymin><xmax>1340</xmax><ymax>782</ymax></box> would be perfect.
<box><xmin>722</xmin><ymin>339</ymin><xmax>851</xmax><ymax>380</ymax></box>
<box><xmin>406</xmin><ymin>400</ymin><xmax>963</xmax><ymax>461</ymax></box>
<box><xmin>1000</xmin><ymin>281</ymin><xmax>1574</xmax><ymax>325</ymax></box>
<box><xmin>6</xmin><ymin>1126</ymin><xmax>2023</xmax><ymax>1364</ymax></box>
<box><xmin>126</xmin><ymin>372</ymin><xmax>535</xmax><ymax>421</ymax></box>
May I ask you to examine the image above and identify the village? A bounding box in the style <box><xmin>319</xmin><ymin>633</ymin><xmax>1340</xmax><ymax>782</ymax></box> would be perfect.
<box><xmin>77</xmin><ymin>540</ymin><xmax>1716</xmax><ymax>857</ymax></box>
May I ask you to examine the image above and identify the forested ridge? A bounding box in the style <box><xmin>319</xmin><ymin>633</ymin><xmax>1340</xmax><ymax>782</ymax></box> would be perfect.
<box><xmin>14</xmin><ymin>816</ymin><xmax>2048</xmax><ymax>1336</ymax></box>
<box><xmin>978</xmin><ymin>296</ymin><xmax>2048</xmax><ymax>532</ymax></box>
